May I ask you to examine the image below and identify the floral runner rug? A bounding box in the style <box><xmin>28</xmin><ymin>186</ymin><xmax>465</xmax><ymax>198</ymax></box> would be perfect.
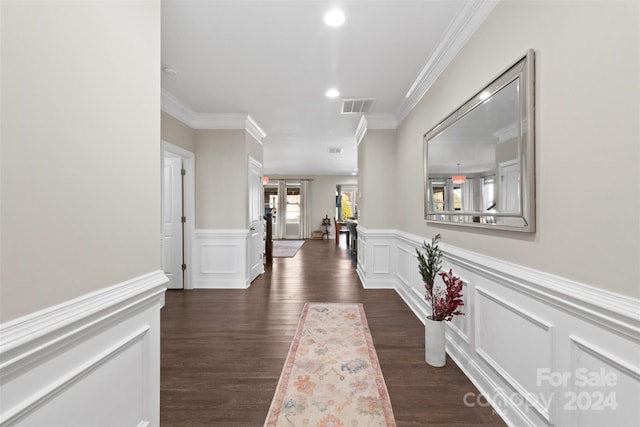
<box><xmin>264</xmin><ymin>303</ymin><xmax>396</xmax><ymax>427</ymax></box>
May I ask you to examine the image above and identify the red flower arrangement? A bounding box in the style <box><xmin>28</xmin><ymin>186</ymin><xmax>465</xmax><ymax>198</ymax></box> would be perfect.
<box><xmin>427</xmin><ymin>269</ymin><xmax>465</xmax><ymax>321</ymax></box>
<box><xmin>416</xmin><ymin>234</ymin><xmax>465</xmax><ymax>322</ymax></box>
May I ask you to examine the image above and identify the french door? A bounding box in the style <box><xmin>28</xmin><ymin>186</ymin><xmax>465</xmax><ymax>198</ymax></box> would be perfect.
<box><xmin>284</xmin><ymin>183</ymin><xmax>301</xmax><ymax>239</ymax></box>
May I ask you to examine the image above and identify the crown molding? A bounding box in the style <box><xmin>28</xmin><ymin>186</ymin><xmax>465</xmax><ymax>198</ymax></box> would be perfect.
<box><xmin>495</xmin><ymin>123</ymin><xmax>518</xmax><ymax>143</ymax></box>
<box><xmin>193</xmin><ymin>113</ymin><xmax>245</xmax><ymax>129</ymax></box>
<box><xmin>355</xmin><ymin>114</ymin><xmax>398</xmax><ymax>146</ymax></box>
<box><xmin>395</xmin><ymin>0</ymin><xmax>499</xmax><ymax>124</ymax></box>
<box><xmin>161</xmin><ymin>90</ymin><xmax>266</xmax><ymax>143</ymax></box>
<box><xmin>161</xmin><ymin>89</ymin><xmax>197</xmax><ymax>128</ymax></box>
<box><xmin>364</xmin><ymin>114</ymin><xmax>397</xmax><ymax>130</ymax></box>
<box><xmin>355</xmin><ymin>115</ymin><xmax>367</xmax><ymax>145</ymax></box>
<box><xmin>246</xmin><ymin>115</ymin><xmax>267</xmax><ymax>144</ymax></box>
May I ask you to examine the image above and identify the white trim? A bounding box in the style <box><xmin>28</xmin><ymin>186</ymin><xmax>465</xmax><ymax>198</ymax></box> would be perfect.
<box><xmin>161</xmin><ymin>90</ymin><xmax>266</xmax><ymax>143</ymax></box>
<box><xmin>246</xmin><ymin>115</ymin><xmax>267</xmax><ymax>143</ymax></box>
<box><xmin>475</xmin><ymin>287</ymin><xmax>555</xmax><ymax>422</ymax></box>
<box><xmin>396</xmin><ymin>0</ymin><xmax>499</xmax><ymax>124</ymax></box>
<box><xmin>0</xmin><ymin>271</ymin><xmax>166</xmax><ymax>367</ymax></box>
<box><xmin>162</xmin><ymin>141</ymin><xmax>195</xmax><ymax>290</ymax></box>
<box><xmin>364</xmin><ymin>113</ymin><xmax>397</xmax><ymax>130</ymax></box>
<box><xmin>193</xmin><ymin>113</ymin><xmax>245</xmax><ymax>129</ymax></box>
<box><xmin>447</xmin><ymin>239</ymin><xmax>639</xmax><ymax>337</ymax></box>
<box><xmin>357</xmin><ymin>228</ymin><xmax>640</xmax><ymax>426</ymax></box>
<box><xmin>1</xmin><ymin>327</ymin><xmax>150</xmax><ymax>425</ymax></box>
<box><xmin>161</xmin><ymin>89</ymin><xmax>196</xmax><ymax>128</ymax></box>
<box><xmin>192</xmin><ymin>229</ymin><xmax>251</xmax><ymax>289</ymax></box>
<box><xmin>569</xmin><ymin>335</ymin><xmax>640</xmax><ymax>382</ymax></box>
<box><xmin>396</xmin><ymin>230</ymin><xmax>640</xmax><ymax>341</ymax></box>
<box><xmin>0</xmin><ymin>271</ymin><xmax>167</xmax><ymax>427</ymax></box>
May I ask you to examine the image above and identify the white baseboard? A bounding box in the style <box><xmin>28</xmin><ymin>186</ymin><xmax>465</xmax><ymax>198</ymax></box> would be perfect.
<box><xmin>0</xmin><ymin>271</ymin><xmax>167</xmax><ymax>427</ymax></box>
<box><xmin>193</xmin><ymin>229</ymin><xmax>250</xmax><ymax>289</ymax></box>
<box><xmin>357</xmin><ymin>227</ymin><xmax>640</xmax><ymax>427</ymax></box>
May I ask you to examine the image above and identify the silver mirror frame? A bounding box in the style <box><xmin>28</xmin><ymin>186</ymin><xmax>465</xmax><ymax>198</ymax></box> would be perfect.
<box><xmin>423</xmin><ymin>49</ymin><xmax>535</xmax><ymax>232</ymax></box>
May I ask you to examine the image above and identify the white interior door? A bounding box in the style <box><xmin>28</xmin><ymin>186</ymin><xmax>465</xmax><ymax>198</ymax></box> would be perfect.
<box><xmin>248</xmin><ymin>158</ymin><xmax>264</xmax><ymax>282</ymax></box>
<box><xmin>162</xmin><ymin>155</ymin><xmax>183</xmax><ymax>289</ymax></box>
<box><xmin>498</xmin><ymin>160</ymin><xmax>520</xmax><ymax>213</ymax></box>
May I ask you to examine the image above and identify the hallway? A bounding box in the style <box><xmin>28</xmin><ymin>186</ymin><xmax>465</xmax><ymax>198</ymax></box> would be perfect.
<box><xmin>160</xmin><ymin>239</ymin><xmax>505</xmax><ymax>426</ymax></box>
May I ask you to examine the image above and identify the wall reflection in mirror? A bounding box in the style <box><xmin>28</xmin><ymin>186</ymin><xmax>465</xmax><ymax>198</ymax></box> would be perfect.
<box><xmin>424</xmin><ymin>50</ymin><xmax>535</xmax><ymax>232</ymax></box>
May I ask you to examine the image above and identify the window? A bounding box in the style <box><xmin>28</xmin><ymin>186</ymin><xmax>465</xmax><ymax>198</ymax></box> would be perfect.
<box><xmin>432</xmin><ymin>185</ymin><xmax>445</xmax><ymax>212</ymax></box>
<box><xmin>286</xmin><ymin>185</ymin><xmax>301</xmax><ymax>222</ymax></box>
<box><xmin>336</xmin><ymin>185</ymin><xmax>358</xmax><ymax>220</ymax></box>
<box><xmin>453</xmin><ymin>186</ymin><xmax>462</xmax><ymax>211</ymax></box>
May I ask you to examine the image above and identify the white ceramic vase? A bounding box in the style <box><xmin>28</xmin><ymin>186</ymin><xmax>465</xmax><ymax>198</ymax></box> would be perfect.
<box><xmin>425</xmin><ymin>316</ymin><xmax>446</xmax><ymax>367</ymax></box>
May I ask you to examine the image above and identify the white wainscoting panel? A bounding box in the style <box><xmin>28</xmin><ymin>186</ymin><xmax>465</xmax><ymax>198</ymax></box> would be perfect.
<box><xmin>357</xmin><ymin>228</ymin><xmax>640</xmax><ymax>427</ymax></box>
<box><xmin>0</xmin><ymin>271</ymin><xmax>167</xmax><ymax>427</ymax></box>
<box><xmin>355</xmin><ymin>227</ymin><xmax>395</xmax><ymax>289</ymax></box>
<box><xmin>193</xmin><ymin>229</ymin><xmax>250</xmax><ymax>288</ymax></box>
<box><xmin>567</xmin><ymin>336</ymin><xmax>640</xmax><ymax>427</ymax></box>
<box><xmin>475</xmin><ymin>287</ymin><xmax>555</xmax><ymax>423</ymax></box>
<box><xmin>372</xmin><ymin>244</ymin><xmax>391</xmax><ymax>274</ymax></box>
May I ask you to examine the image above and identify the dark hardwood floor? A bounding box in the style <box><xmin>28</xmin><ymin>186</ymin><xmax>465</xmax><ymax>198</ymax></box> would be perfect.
<box><xmin>161</xmin><ymin>238</ymin><xmax>505</xmax><ymax>426</ymax></box>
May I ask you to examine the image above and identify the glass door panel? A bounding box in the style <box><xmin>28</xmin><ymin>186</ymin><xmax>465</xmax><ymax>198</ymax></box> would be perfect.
<box><xmin>285</xmin><ymin>184</ymin><xmax>301</xmax><ymax>239</ymax></box>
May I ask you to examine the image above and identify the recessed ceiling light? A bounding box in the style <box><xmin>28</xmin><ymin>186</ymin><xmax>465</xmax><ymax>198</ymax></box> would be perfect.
<box><xmin>326</xmin><ymin>88</ymin><xmax>340</xmax><ymax>98</ymax></box>
<box><xmin>324</xmin><ymin>9</ymin><xmax>345</xmax><ymax>27</ymax></box>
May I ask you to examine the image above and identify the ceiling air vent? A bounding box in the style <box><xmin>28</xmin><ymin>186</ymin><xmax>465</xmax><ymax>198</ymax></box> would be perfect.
<box><xmin>328</xmin><ymin>147</ymin><xmax>344</xmax><ymax>154</ymax></box>
<box><xmin>341</xmin><ymin>98</ymin><xmax>375</xmax><ymax>114</ymax></box>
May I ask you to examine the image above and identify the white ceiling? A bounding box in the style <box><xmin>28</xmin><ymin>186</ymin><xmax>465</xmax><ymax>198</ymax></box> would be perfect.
<box><xmin>161</xmin><ymin>0</ymin><xmax>497</xmax><ymax>175</ymax></box>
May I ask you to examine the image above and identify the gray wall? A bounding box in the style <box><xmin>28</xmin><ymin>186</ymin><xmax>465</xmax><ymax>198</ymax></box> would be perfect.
<box><xmin>195</xmin><ymin>129</ymin><xmax>247</xmax><ymax>229</ymax></box>
<box><xmin>1</xmin><ymin>1</ymin><xmax>161</xmax><ymax>321</ymax></box>
<box><xmin>394</xmin><ymin>0</ymin><xmax>639</xmax><ymax>297</ymax></box>
<box><xmin>161</xmin><ymin>111</ymin><xmax>196</xmax><ymax>153</ymax></box>
<box><xmin>358</xmin><ymin>130</ymin><xmax>397</xmax><ymax>229</ymax></box>
<box><xmin>160</xmin><ymin>115</ymin><xmax>264</xmax><ymax>231</ymax></box>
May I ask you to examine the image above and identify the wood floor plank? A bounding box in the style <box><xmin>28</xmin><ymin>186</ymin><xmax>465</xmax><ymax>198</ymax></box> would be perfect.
<box><xmin>161</xmin><ymin>238</ymin><xmax>505</xmax><ymax>426</ymax></box>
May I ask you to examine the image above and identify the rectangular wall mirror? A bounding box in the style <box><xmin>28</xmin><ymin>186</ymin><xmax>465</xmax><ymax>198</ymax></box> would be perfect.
<box><xmin>423</xmin><ymin>49</ymin><xmax>535</xmax><ymax>232</ymax></box>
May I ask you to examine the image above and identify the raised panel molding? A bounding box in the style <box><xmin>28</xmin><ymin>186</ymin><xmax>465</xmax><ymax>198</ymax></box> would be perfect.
<box><xmin>193</xmin><ymin>229</ymin><xmax>250</xmax><ymax>288</ymax></box>
<box><xmin>372</xmin><ymin>244</ymin><xmax>391</xmax><ymax>274</ymax></box>
<box><xmin>395</xmin><ymin>245</ymin><xmax>412</xmax><ymax>287</ymax></box>
<box><xmin>0</xmin><ymin>271</ymin><xmax>167</xmax><ymax>427</ymax></box>
<box><xmin>358</xmin><ymin>229</ymin><xmax>640</xmax><ymax>427</ymax></box>
<box><xmin>201</xmin><ymin>243</ymin><xmax>241</xmax><ymax>274</ymax></box>
<box><xmin>356</xmin><ymin>227</ymin><xmax>395</xmax><ymax>289</ymax></box>
<box><xmin>568</xmin><ymin>336</ymin><xmax>640</xmax><ymax>426</ymax></box>
<box><xmin>475</xmin><ymin>287</ymin><xmax>555</xmax><ymax>422</ymax></box>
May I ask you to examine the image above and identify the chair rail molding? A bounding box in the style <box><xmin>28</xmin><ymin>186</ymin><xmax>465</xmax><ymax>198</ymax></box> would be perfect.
<box><xmin>0</xmin><ymin>271</ymin><xmax>167</xmax><ymax>427</ymax></box>
<box><xmin>356</xmin><ymin>228</ymin><xmax>640</xmax><ymax>427</ymax></box>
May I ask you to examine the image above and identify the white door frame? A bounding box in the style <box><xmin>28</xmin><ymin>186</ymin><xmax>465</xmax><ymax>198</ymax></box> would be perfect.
<box><xmin>161</xmin><ymin>140</ymin><xmax>195</xmax><ymax>289</ymax></box>
<box><xmin>498</xmin><ymin>158</ymin><xmax>520</xmax><ymax>213</ymax></box>
<box><xmin>248</xmin><ymin>156</ymin><xmax>264</xmax><ymax>282</ymax></box>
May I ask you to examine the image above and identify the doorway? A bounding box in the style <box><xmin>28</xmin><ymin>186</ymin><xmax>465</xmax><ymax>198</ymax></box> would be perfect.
<box><xmin>248</xmin><ymin>157</ymin><xmax>264</xmax><ymax>282</ymax></box>
<box><xmin>161</xmin><ymin>141</ymin><xmax>194</xmax><ymax>289</ymax></box>
<box><xmin>263</xmin><ymin>180</ymin><xmax>310</xmax><ymax>240</ymax></box>
<box><xmin>284</xmin><ymin>183</ymin><xmax>301</xmax><ymax>239</ymax></box>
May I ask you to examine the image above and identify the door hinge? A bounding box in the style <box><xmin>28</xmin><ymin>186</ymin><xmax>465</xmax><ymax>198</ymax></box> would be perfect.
<box><xmin>181</xmin><ymin>216</ymin><xmax>186</xmax><ymax>223</ymax></box>
<box><xmin>181</xmin><ymin>168</ymin><xmax>186</xmax><ymax>176</ymax></box>
<box><xmin>181</xmin><ymin>264</ymin><xmax>186</xmax><ymax>271</ymax></box>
